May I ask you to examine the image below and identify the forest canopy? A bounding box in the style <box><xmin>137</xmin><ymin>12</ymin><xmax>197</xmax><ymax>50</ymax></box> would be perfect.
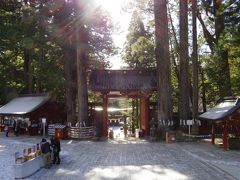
<box><xmin>0</xmin><ymin>0</ymin><xmax>239</xmax><ymax>124</ymax></box>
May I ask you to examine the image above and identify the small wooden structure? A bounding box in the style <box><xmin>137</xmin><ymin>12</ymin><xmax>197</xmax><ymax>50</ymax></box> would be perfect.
<box><xmin>48</xmin><ymin>124</ymin><xmax>68</xmax><ymax>139</ymax></box>
<box><xmin>199</xmin><ymin>97</ymin><xmax>240</xmax><ymax>150</ymax></box>
<box><xmin>0</xmin><ymin>94</ymin><xmax>66</xmax><ymax>135</ymax></box>
<box><xmin>14</xmin><ymin>143</ymin><xmax>44</xmax><ymax>179</ymax></box>
<box><xmin>68</xmin><ymin>126</ymin><xmax>94</xmax><ymax>139</ymax></box>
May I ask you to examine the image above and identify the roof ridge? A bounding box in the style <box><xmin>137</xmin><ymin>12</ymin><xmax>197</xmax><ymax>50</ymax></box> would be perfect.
<box><xmin>18</xmin><ymin>93</ymin><xmax>49</xmax><ymax>97</ymax></box>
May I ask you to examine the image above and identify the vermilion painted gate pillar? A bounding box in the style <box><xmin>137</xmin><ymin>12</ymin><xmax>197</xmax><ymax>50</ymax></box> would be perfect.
<box><xmin>102</xmin><ymin>94</ymin><xmax>108</xmax><ymax>137</ymax></box>
<box><xmin>140</xmin><ymin>96</ymin><xmax>150</xmax><ymax>136</ymax></box>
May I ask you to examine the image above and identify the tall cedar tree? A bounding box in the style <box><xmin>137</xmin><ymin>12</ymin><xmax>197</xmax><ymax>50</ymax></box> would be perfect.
<box><xmin>154</xmin><ymin>0</ymin><xmax>173</xmax><ymax>127</ymax></box>
<box><xmin>192</xmin><ymin>0</ymin><xmax>198</xmax><ymax>121</ymax></box>
<box><xmin>76</xmin><ymin>2</ymin><xmax>88</xmax><ymax>125</ymax></box>
<box><xmin>179</xmin><ymin>0</ymin><xmax>190</xmax><ymax>124</ymax></box>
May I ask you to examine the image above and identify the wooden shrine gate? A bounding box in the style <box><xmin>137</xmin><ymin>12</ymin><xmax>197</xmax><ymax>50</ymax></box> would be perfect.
<box><xmin>89</xmin><ymin>69</ymin><xmax>157</xmax><ymax>137</ymax></box>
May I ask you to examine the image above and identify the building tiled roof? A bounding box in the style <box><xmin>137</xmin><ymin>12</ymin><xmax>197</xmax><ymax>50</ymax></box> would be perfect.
<box><xmin>199</xmin><ymin>97</ymin><xmax>240</xmax><ymax>121</ymax></box>
<box><xmin>0</xmin><ymin>94</ymin><xmax>50</xmax><ymax>115</ymax></box>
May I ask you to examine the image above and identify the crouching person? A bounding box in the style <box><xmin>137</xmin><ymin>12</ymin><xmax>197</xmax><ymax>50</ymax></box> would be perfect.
<box><xmin>41</xmin><ymin>138</ymin><xmax>51</xmax><ymax>168</ymax></box>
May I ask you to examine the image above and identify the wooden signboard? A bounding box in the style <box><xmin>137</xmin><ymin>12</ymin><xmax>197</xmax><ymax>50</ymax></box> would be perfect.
<box><xmin>89</xmin><ymin>70</ymin><xmax>157</xmax><ymax>91</ymax></box>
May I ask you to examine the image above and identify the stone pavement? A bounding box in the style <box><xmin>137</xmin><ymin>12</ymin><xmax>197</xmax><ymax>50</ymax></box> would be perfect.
<box><xmin>0</xmin><ymin>133</ymin><xmax>240</xmax><ymax>180</ymax></box>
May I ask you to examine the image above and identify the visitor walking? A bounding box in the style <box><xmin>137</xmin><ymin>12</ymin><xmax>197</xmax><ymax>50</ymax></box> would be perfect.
<box><xmin>13</xmin><ymin>120</ymin><xmax>17</xmax><ymax>136</ymax></box>
<box><xmin>41</xmin><ymin>138</ymin><xmax>51</xmax><ymax>168</ymax></box>
<box><xmin>52</xmin><ymin>136</ymin><xmax>61</xmax><ymax>164</ymax></box>
<box><xmin>4</xmin><ymin>125</ymin><xmax>9</xmax><ymax>137</ymax></box>
<box><xmin>13</xmin><ymin>120</ymin><xmax>20</xmax><ymax>136</ymax></box>
<box><xmin>50</xmin><ymin>136</ymin><xmax>54</xmax><ymax>162</ymax></box>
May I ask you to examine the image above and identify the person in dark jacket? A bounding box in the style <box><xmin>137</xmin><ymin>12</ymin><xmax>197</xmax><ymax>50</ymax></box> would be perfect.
<box><xmin>4</xmin><ymin>125</ymin><xmax>9</xmax><ymax>137</ymax></box>
<box><xmin>13</xmin><ymin>120</ymin><xmax>17</xmax><ymax>136</ymax></box>
<box><xmin>41</xmin><ymin>138</ymin><xmax>51</xmax><ymax>168</ymax></box>
<box><xmin>49</xmin><ymin>136</ymin><xmax>54</xmax><ymax>162</ymax></box>
<box><xmin>52</xmin><ymin>137</ymin><xmax>61</xmax><ymax>164</ymax></box>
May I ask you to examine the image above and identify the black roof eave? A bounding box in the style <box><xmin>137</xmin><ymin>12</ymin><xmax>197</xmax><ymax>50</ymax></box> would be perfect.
<box><xmin>199</xmin><ymin>105</ymin><xmax>240</xmax><ymax>122</ymax></box>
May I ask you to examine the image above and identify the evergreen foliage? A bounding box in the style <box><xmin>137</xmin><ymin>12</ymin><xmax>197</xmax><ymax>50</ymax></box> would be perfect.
<box><xmin>0</xmin><ymin>0</ymin><xmax>240</xmax><ymax>124</ymax></box>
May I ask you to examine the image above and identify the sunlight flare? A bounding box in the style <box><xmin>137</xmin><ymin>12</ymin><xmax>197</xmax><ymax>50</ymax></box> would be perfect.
<box><xmin>85</xmin><ymin>165</ymin><xmax>189</xmax><ymax>180</ymax></box>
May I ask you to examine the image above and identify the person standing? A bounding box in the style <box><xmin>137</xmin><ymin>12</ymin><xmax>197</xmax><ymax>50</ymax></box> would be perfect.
<box><xmin>15</xmin><ymin>121</ymin><xmax>20</xmax><ymax>136</ymax></box>
<box><xmin>52</xmin><ymin>137</ymin><xmax>61</xmax><ymax>164</ymax></box>
<box><xmin>13</xmin><ymin>120</ymin><xmax>20</xmax><ymax>136</ymax></box>
<box><xmin>4</xmin><ymin>125</ymin><xmax>9</xmax><ymax>137</ymax></box>
<box><xmin>13</xmin><ymin>120</ymin><xmax>17</xmax><ymax>136</ymax></box>
<box><xmin>41</xmin><ymin>138</ymin><xmax>51</xmax><ymax>168</ymax></box>
<box><xmin>50</xmin><ymin>136</ymin><xmax>54</xmax><ymax>162</ymax></box>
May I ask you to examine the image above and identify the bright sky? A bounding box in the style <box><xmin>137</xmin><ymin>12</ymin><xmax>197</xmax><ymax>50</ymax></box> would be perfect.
<box><xmin>97</xmin><ymin>0</ymin><xmax>132</xmax><ymax>69</ymax></box>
